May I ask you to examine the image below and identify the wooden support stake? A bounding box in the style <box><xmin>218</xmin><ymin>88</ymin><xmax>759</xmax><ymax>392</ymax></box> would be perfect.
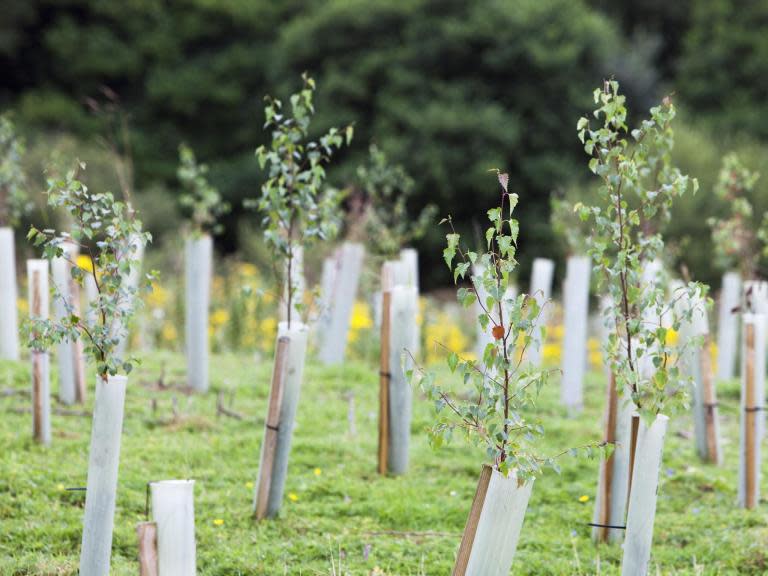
<box><xmin>69</xmin><ymin>272</ymin><xmax>87</xmax><ymax>404</ymax></box>
<box><xmin>136</xmin><ymin>521</ymin><xmax>158</xmax><ymax>576</ymax></box>
<box><xmin>745</xmin><ymin>323</ymin><xmax>757</xmax><ymax>509</ymax></box>
<box><xmin>254</xmin><ymin>336</ymin><xmax>290</xmax><ymax>520</ymax></box>
<box><xmin>378</xmin><ymin>288</ymin><xmax>392</xmax><ymax>475</ymax></box>
<box><xmin>453</xmin><ymin>465</ymin><xmax>492</xmax><ymax>575</ymax></box>
<box><xmin>627</xmin><ymin>414</ymin><xmax>640</xmax><ymax>507</ymax></box>
<box><xmin>700</xmin><ymin>334</ymin><xmax>719</xmax><ymax>464</ymax></box>
<box><xmin>596</xmin><ymin>372</ymin><xmax>617</xmax><ymax>542</ymax></box>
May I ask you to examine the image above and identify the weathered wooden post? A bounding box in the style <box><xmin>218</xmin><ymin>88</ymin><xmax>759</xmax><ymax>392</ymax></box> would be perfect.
<box><xmin>318</xmin><ymin>242</ymin><xmax>365</xmax><ymax>365</ymax></box>
<box><xmin>254</xmin><ymin>324</ymin><xmax>307</xmax><ymax>518</ymax></box>
<box><xmin>739</xmin><ymin>313</ymin><xmax>765</xmax><ymax>509</ymax></box>
<box><xmin>527</xmin><ymin>258</ymin><xmax>554</xmax><ymax>366</ymax></box>
<box><xmin>679</xmin><ymin>289</ymin><xmax>722</xmax><ymax>464</ymax></box>
<box><xmin>716</xmin><ymin>271</ymin><xmax>741</xmax><ymax>382</ymax></box>
<box><xmin>253</xmin><ymin>336</ymin><xmax>289</xmax><ymax>519</ymax></box>
<box><xmin>28</xmin><ymin>259</ymin><xmax>51</xmax><ymax>446</ymax></box>
<box><xmin>378</xmin><ymin>263</ymin><xmax>393</xmax><ymax>475</ymax></box>
<box><xmin>0</xmin><ymin>227</ymin><xmax>19</xmax><ymax>360</ymax></box>
<box><xmin>453</xmin><ymin>466</ymin><xmax>534</xmax><ymax>576</ymax></box>
<box><xmin>136</xmin><ymin>522</ymin><xmax>158</xmax><ymax>576</ymax></box>
<box><xmin>592</xmin><ymin>373</ymin><xmax>634</xmax><ymax>544</ymax></box>
<box><xmin>150</xmin><ymin>480</ymin><xmax>197</xmax><ymax>575</ymax></box>
<box><xmin>621</xmin><ymin>414</ymin><xmax>669</xmax><ymax>575</ymax></box>
<box><xmin>185</xmin><ymin>233</ymin><xmax>213</xmax><ymax>393</ymax></box>
<box><xmin>561</xmin><ymin>255</ymin><xmax>590</xmax><ymax>412</ymax></box>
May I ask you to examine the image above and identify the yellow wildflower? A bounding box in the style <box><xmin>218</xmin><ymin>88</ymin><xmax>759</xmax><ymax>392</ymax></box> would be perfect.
<box><xmin>348</xmin><ymin>301</ymin><xmax>373</xmax><ymax>343</ymax></box>
<box><xmin>213</xmin><ymin>518</ymin><xmax>224</xmax><ymax>526</ymax></box>
<box><xmin>579</xmin><ymin>495</ymin><xmax>590</xmax><ymax>503</ymax></box>
<box><xmin>146</xmin><ymin>282</ymin><xmax>168</xmax><ymax>308</ymax></box>
<box><xmin>314</xmin><ymin>468</ymin><xmax>322</xmax><ymax>476</ymax></box>
<box><xmin>76</xmin><ymin>255</ymin><xmax>94</xmax><ymax>273</ymax></box>
<box><xmin>288</xmin><ymin>492</ymin><xmax>299</xmax><ymax>502</ymax></box>
<box><xmin>161</xmin><ymin>323</ymin><xmax>178</xmax><ymax>343</ymax></box>
<box><xmin>210</xmin><ymin>309</ymin><xmax>229</xmax><ymax>328</ymax></box>
<box><xmin>245</xmin><ymin>481</ymin><xmax>254</xmax><ymax>489</ymax></box>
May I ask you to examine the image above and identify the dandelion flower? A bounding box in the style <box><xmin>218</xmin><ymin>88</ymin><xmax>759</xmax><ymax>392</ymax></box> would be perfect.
<box><xmin>213</xmin><ymin>518</ymin><xmax>224</xmax><ymax>526</ymax></box>
<box><xmin>578</xmin><ymin>495</ymin><xmax>589</xmax><ymax>503</ymax></box>
<box><xmin>245</xmin><ymin>481</ymin><xmax>254</xmax><ymax>489</ymax></box>
<box><xmin>288</xmin><ymin>492</ymin><xmax>299</xmax><ymax>502</ymax></box>
<box><xmin>314</xmin><ymin>468</ymin><xmax>322</xmax><ymax>476</ymax></box>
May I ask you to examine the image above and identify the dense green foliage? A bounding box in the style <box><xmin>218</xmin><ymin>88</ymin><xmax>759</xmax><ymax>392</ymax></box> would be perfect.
<box><xmin>1</xmin><ymin>0</ymin><xmax>768</xmax><ymax>286</ymax></box>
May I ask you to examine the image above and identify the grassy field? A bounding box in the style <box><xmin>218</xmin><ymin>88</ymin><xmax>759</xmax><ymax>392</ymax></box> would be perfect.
<box><xmin>0</xmin><ymin>348</ymin><xmax>766</xmax><ymax>575</ymax></box>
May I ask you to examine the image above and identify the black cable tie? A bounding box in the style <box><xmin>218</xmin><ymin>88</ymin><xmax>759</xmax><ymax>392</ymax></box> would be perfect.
<box><xmin>380</xmin><ymin>371</ymin><xmax>392</xmax><ymax>378</ymax></box>
<box><xmin>745</xmin><ymin>406</ymin><xmax>765</xmax><ymax>413</ymax></box>
<box><xmin>587</xmin><ymin>522</ymin><xmax>626</xmax><ymax>530</ymax></box>
<box><xmin>66</xmin><ymin>487</ymin><xmax>86</xmax><ymax>492</ymax></box>
<box><xmin>266</xmin><ymin>424</ymin><xmax>280</xmax><ymax>432</ymax></box>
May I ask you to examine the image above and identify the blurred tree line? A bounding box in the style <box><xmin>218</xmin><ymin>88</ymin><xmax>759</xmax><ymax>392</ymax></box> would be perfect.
<box><xmin>1</xmin><ymin>0</ymin><xmax>767</xmax><ymax>289</ymax></box>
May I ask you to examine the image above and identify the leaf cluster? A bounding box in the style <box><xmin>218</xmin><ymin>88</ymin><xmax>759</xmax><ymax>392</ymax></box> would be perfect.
<box><xmin>575</xmin><ymin>81</ymin><xmax>705</xmax><ymax>421</ymax></box>
<box><xmin>25</xmin><ymin>162</ymin><xmax>154</xmax><ymax>378</ymax></box>
<box><xmin>706</xmin><ymin>153</ymin><xmax>761</xmax><ymax>278</ymax></box>
<box><xmin>177</xmin><ymin>143</ymin><xmax>230</xmax><ymax>237</ymax></box>
<box><xmin>410</xmin><ymin>173</ymin><xmax>603</xmax><ymax>480</ymax></box>
<box><xmin>354</xmin><ymin>144</ymin><xmax>436</xmax><ymax>258</ymax></box>
<box><xmin>254</xmin><ymin>74</ymin><xmax>352</xmax><ymax>323</ymax></box>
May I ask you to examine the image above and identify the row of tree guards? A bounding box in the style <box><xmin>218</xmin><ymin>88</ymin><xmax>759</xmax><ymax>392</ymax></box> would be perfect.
<box><xmin>6</xmin><ymin>79</ymin><xmax>768</xmax><ymax>576</ymax></box>
<box><xmin>5</xmin><ymin>221</ymin><xmax>768</xmax><ymax>567</ymax></box>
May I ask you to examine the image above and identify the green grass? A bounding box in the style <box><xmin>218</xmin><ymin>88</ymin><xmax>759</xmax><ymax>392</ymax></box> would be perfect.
<box><xmin>0</xmin><ymin>350</ymin><xmax>766</xmax><ymax>575</ymax></box>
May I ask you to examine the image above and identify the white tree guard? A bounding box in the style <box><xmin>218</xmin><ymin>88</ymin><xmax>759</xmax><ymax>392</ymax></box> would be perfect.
<box><xmin>679</xmin><ymin>289</ymin><xmax>722</xmax><ymax>463</ymax></box>
<box><xmin>716</xmin><ymin>271</ymin><xmax>741</xmax><ymax>382</ymax></box>
<box><xmin>80</xmin><ymin>375</ymin><xmax>127</xmax><ymax>576</ymax></box>
<box><xmin>527</xmin><ymin>258</ymin><xmax>554</xmax><ymax>367</ymax></box>
<box><xmin>0</xmin><ymin>227</ymin><xmax>19</xmax><ymax>360</ymax></box>
<box><xmin>185</xmin><ymin>235</ymin><xmax>213</xmax><ymax>393</ymax></box>
<box><xmin>561</xmin><ymin>256</ymin><xmax>590</xmax><ymax>411</ymax></box>
<box><xmin>52</xmin><ymin>247</ymin><xmax>77</xmax><ymax>405</ymax></box>
<box><xmin>279</xmin><ymin>245</ymin><xmax>305</xmax><ymax>324</ymax></box>
<box><xmin>399</xmin><ymin>248</ymin><xmax>419</xmax><ymax>290</ymax></box>
<box><xmin>458</xmin><ymin>466</ymin><xmax>534</xmax><ymax>576</ymax></box>
<box><xmin>84</xmin><ymin>272</ymin><xmax>98</xmax><ymax>322</ymax></box>
<box><xmin>151</xmin><ymin>480</ymin><xmax>196</xmax><ymax>576</ymax></box>
<box><xmin>28</xmin><ymin>259</ymin><xmax>51</xmax><ymax>445</ymax></box>
<box><xmin>621</xmin><ymin>414</ymin><xmax>669</xmax><ymax>576</ymax></box>
<box><xmin>255</xmin><ymin>321</ymin><xmax>308</xmax><ymax>517</ymax></box>
<box><xmin>317</xmin><ymin>254</ymin><xmax>338</xmax><ymax>332</ymax></box>
<box><xmin>400</xmin><ymin>248</ymin><xmax>420</xmax><ymax>356</ymax></box>
<box><xmin>738</xmin><ymin>313</ymin><xmax>765</xmax><ymax>508</ymax></box>
<box><xmin>641</xmin><ymin>258</ymin><xmax>666</xmax><ymax>328</ymax></box>
<box><xmin>387</xmin><ymin>285</ymin><xmax>418</xmax><ymax>475</ymax></box>
<box><xmin>115</xmin><ymin>234</ymin><xmax>145</xmax><ymax>358</ymax></box>
<box><xmin>318</xmin><ymin>242</ymin><xmax>364</xmax><ymax>365</ymax></box>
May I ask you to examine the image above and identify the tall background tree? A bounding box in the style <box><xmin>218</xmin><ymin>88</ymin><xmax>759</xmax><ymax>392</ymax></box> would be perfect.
<box><xmin>2</xmin><ymin>0</ymin><xmax>768</xmax><ymax>288</ymax></box>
